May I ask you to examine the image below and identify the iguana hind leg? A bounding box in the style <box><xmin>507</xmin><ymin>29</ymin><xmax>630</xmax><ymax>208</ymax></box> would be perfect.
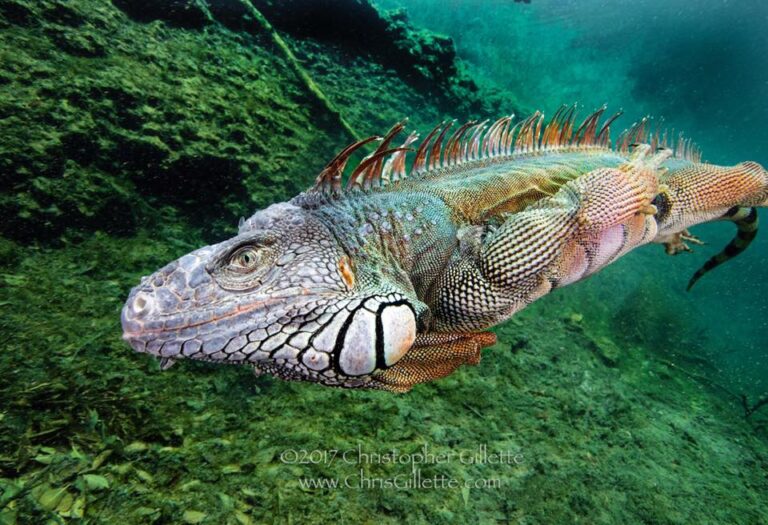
<box><xmin>654</xmin><ymin>161</ymin><xmax>768</xmax><ymax>287</ymax></box>
<box><xmin>657</xmin><ymin>229</ymin><xmax>705</xmax><ymax>255</ymax></box>
<box><xmin>370</xmin><ymin>331</ymin><xmax>497</xmax><ymax>393</ymax></box>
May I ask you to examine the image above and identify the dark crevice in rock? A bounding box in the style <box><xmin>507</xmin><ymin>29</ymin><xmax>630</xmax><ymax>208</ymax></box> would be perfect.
<box><xmin>249</xmin><ymin>0</ymin><xmax>476</xmax><ymax>103</ymax></box>
<box><xmin>0</xmin><ymin>0</ymin><xmax>35</xmax><ymax>27</ymax></box>
<box><xmin>142</xmin><ymin>154</ymin><xmax>245</xmax><ymax>206</ymax></box>
<box><xmin>41</xmin><ymin>3</ymin><xmax>84</xmax><ymax>27</ymax></box>
<box><xmin>205</xmin><ymin>0</ymin><xmax>257</xmax><ymax>32</ymax></box>
<box><xmin>110</xmin><ymin>0</ymin><xmax>210</xmax><ymax>29</ymax></box>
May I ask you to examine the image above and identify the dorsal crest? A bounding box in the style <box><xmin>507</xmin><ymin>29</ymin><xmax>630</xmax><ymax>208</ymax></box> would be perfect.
<box><xmin>309</xmin><ymin>105</ymin><xmax>702</xmax><ymax>197</ymax></box>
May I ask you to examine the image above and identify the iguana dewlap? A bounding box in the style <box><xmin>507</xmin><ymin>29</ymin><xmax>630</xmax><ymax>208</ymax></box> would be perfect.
<box><xmin>121</xmin><ymin>107</ymin><xmax>768</xmax><ymax>392</ymax></box>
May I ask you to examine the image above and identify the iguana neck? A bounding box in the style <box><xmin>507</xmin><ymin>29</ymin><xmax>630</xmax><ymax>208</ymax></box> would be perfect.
<box><xmin>304</xmin><ymin>191</ymin><xmax>459</xmax><ymax>304</ymax></box>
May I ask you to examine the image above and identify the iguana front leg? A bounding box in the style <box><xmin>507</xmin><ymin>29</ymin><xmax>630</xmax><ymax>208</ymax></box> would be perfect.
<box><xmin>370</xmin><ymin>332</ymin><xmax>497</xmax><ymax>392</ymax></box>
<box><xmin>429</xmin><ymin>146</ymin><xmax>666</xmax><ymax>333</ymax></box>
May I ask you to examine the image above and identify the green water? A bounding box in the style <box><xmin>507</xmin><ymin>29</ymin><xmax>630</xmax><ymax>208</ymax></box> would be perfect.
<box><xmin>1</xmin><ymin>1</ymin><xmax>766</xmax><ymax>524</ymax></box>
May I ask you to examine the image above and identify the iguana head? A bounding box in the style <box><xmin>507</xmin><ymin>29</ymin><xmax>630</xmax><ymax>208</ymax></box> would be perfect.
<box><xmin>121</xmin><ymin>202</ymin><xmax>417</xmax><ymax>388</ymax></box>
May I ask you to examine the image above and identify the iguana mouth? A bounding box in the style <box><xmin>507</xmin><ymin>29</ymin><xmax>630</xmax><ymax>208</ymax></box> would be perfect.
<box><xmin>121</xmin><ymin>293</ymin><xmax>327</xmax><ymax>363</ymax></box>
<box><xmin>121</xmin><ymin>287</ymin><xmax>331</xmax><ymax>340</ymax></box>
<box><xmin>125</xmin><ymin>290</ymin><xmax>291</xmax><ymax>334</ymax></box>
<box><xmin>123</xmin><ymin>287</ymin><xmax>418</xmax><ymax>381</ymax></box>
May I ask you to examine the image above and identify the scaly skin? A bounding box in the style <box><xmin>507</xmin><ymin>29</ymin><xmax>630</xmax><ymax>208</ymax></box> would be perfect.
<box><xmin>121</xmin><ymin>108</ymin><xmax>768</xmax><ymax>391</ymax></box>
<box><xmin>652</xmin><ymin>159</ymin><xmax>768</xmax><ymax>289</ymax></box>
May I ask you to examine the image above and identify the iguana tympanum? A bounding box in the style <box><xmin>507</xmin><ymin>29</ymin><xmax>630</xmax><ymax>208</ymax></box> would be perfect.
<box><xmin>121</xmin><ymin>106</ymin><xmax>768</xmax><ymax>392</ymax></box>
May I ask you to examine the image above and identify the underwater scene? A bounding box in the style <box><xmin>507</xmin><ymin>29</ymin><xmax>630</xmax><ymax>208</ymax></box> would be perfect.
<box><xmin>1</xmin><ymin>0</ymin><xmax>767</xmax><ymax>523</ymax></box>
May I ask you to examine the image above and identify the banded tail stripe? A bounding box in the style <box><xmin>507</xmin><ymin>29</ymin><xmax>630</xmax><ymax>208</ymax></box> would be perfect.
<box><xmin>687</xmin><ymin>206</ymin><xmax>758</xmax><ymax>291</ymax></box>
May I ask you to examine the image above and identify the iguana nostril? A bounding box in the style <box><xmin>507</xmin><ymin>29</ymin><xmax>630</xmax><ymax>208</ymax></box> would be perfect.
<box><xmin>132</xmin><ymin>293</ymin><xmax>153</xmax><ymax>316</ymax></box>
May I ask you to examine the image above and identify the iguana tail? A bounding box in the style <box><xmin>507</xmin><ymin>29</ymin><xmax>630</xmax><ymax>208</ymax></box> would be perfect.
<box><xmin>687</xmin><ymin>206</ymin><xmax>758</xmax><ymax>291</ymax></box>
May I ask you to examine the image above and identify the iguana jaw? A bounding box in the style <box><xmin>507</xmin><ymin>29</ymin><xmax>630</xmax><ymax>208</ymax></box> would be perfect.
<box><xmin>122</xmin><ymin>284</ymin><xmax>327</xmax><ymax>357</ymax></box>
<box><xmin>122</xmin><ymin>272</ymin><xmax>419</xmax><ymax>386</ymax></box>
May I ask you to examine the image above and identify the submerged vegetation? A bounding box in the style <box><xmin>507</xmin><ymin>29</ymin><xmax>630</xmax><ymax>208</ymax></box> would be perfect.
<box><xmin>0</xmin><ymin>0</ymin><xmax>766</xmax><ymax>523</ymax></box>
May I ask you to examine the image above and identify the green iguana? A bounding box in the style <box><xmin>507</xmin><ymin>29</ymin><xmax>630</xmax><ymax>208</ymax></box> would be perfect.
<box><xmin>121</xmin><ymin>106</ymin><xmax>768</xmax><ymax>392</ymax></box>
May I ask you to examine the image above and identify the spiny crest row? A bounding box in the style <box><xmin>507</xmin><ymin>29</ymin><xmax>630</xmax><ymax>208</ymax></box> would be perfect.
<box><xmin>310</xmin><ymin>105</ymin><xmax>702</xmax><ymax>196</ymax></box>
<box><xmin>616</xmin><ymin>116</ymin><xmax>702</xmax><ymax>164</ymax></box>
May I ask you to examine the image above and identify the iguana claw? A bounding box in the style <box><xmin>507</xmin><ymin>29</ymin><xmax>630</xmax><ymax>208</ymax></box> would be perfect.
<box><xmin>680</xmin><ymin>230</ymin><xmax>704</xmax><ymax>245</ymax></box>
<box><xmin>661</xmin><ymin>230</ymin><xmax>704</xmax><ymax>255</ymax></box>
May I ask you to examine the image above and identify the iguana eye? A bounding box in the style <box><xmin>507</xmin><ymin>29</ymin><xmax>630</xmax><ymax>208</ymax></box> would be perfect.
<box><xmin>228</xmin><ymin>247</ymin><xmax>262</xmax><ymax>272</ymax></box>
<box><xmin>209</xmin><ymin>237</ymin><xmax>279</xmax><ymax>291</ymax></box>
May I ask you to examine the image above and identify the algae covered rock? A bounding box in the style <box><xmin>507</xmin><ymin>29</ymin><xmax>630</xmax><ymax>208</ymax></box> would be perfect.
<box><xmin>0</xmin><ymin>0</ymin><xmax>499</xmax><ymax>244</ymax></box>
<box><xmin>252</xmin><ymin>0</ymin><xmax>487</xmax><ymax>112</ymax></box>
<box><xmin>0</xmin><ymin>0</ymin><xmax>347</xmax><ymax>242</ymax></box>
